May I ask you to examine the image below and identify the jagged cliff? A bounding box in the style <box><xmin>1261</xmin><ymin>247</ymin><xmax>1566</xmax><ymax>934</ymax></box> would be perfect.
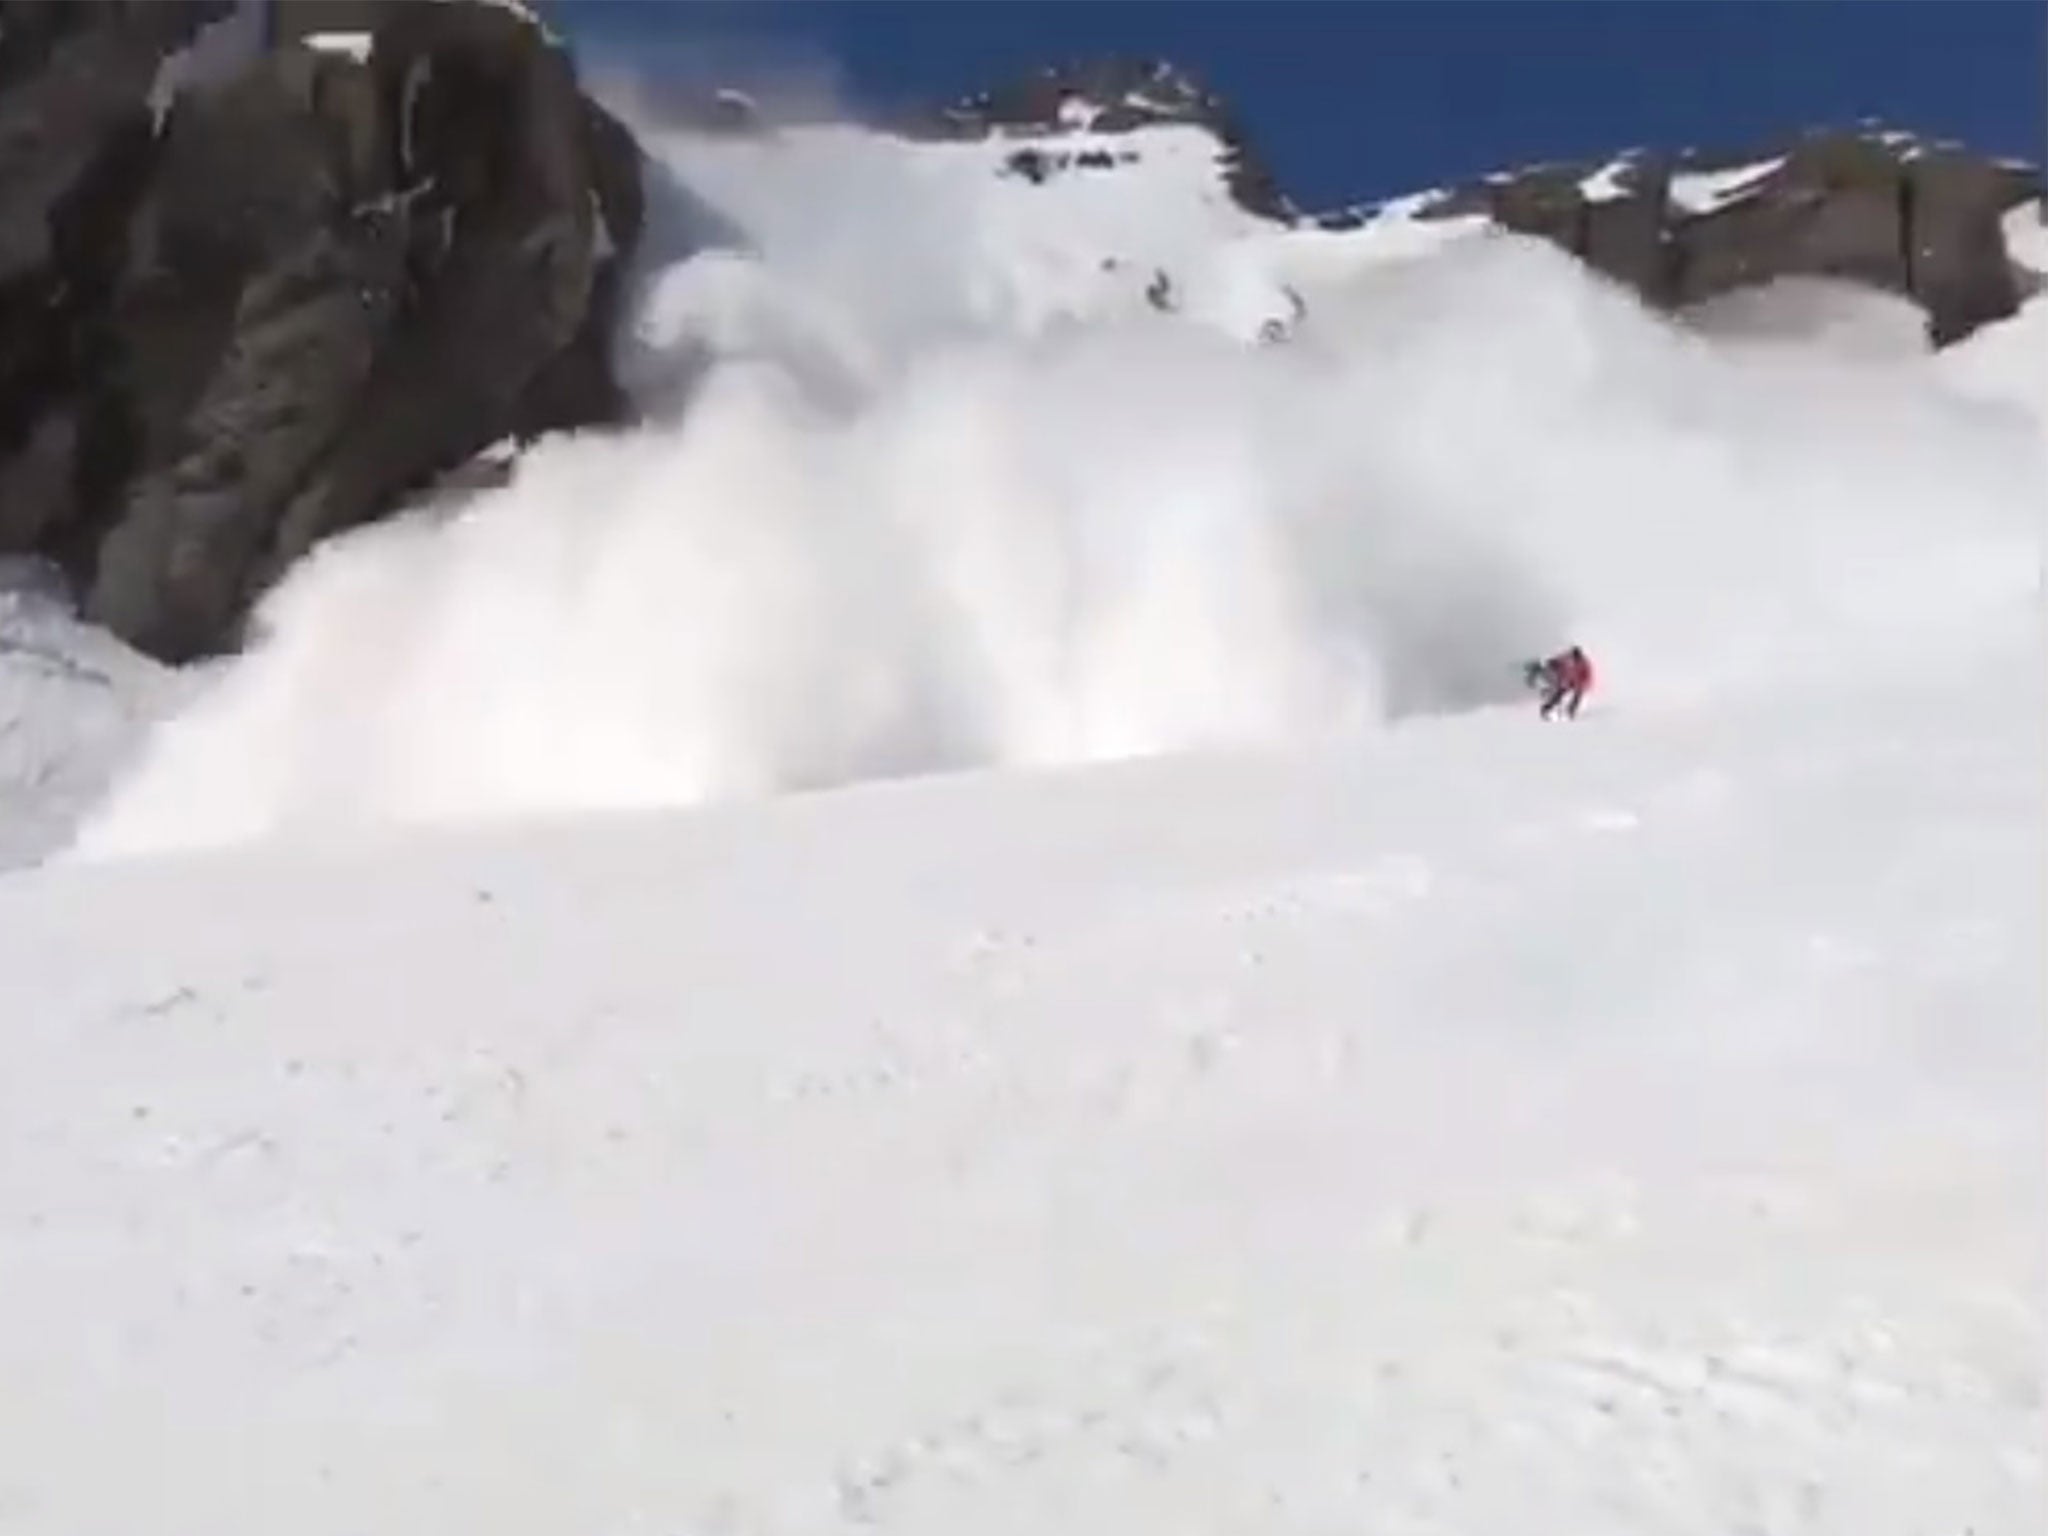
<box><xmin>0</xmin><ymin>0</ymin><xmax>644</xmax><ymax>661</ymax></box>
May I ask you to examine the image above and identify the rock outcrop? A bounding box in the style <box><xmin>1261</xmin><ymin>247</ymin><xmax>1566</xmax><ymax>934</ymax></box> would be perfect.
<box><xmin>0</xmin><ymin>0</ymin><xmax>643</xmax><ymax>662</ymax></box>
<box><xmin>898</xmin><ymin>58</ymin><xmax>1296</xmax><ymax>223</ymax></box>
<box><xmin>1324</xmin><ymin>128</ymin><xmax>2041</xmax><ymax>349</ymax></box>
<box><xmin>879</xmin><ymin>60</ymin><xmax>2038</xmax><ymax>350</ymax></box>
<box><xmin>888</xmin><ymin>60</ymin><xmax>2038</xmax><ymax>349</ymax></box>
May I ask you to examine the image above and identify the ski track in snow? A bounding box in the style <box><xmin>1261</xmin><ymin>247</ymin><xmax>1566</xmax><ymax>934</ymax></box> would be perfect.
<box><xmin>0</xmin><ymin>105</ymin><xmax>2042</xmax><ymax>1536</ymax></box>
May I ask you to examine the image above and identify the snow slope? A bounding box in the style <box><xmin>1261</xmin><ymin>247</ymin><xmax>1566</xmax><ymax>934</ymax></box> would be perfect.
<box><xmin>0</xmin><ymin>106</ymin><xmax>2042</xmax><ymax>1535</ymax></box>
<box><xmin>1935</xmin><ymin>201</ymin><xmax>2048</xmax><ymax>424</ymax></box>
<box><xmin>2</xmin><ymin>632</ymin><xmax>2040</xmax><ymax>1534</ymax></box>
<box><xmin>0</xmin><ymin>564</ymin><xmax>194</xmax><ymax>869</ymax></box>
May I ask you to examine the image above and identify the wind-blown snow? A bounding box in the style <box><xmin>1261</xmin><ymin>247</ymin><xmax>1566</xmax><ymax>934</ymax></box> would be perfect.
<box><xmin>1681</xmin><ymin>278</ymin><xmax>1933</xmax><ymax>360</ymax></box>
<box><xmin>65</xmin><ymin>120</ymin><xmax>2042</xmax><ymax>858</ymax></box>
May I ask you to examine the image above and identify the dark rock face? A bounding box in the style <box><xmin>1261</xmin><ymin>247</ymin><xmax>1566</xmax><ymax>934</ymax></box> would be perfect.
<box><xmin>0</xmin><ymin>1</ymin><xmax>231</xmax><ymax>551</ymax></box>
<box><xmin>0</xmin><ymin>0</ymin><xmax>643</xmax><ymax>662</ymax></box>
<box><xmin>1385</xmin><ymin>129</ymin><xmax>2040</xmax><ymax>349</ymax></box>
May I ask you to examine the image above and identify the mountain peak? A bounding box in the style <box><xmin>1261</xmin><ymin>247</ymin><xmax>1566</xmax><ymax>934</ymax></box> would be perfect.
<box><xmin>891</xmin><ymin>56</ymin><xmax>1292</xmax><ymax>220</ymax></box>
<box><xmin>918</xmin><ymin>56</ymin><xmax>1222</xmax><ymax>136</ymax></box>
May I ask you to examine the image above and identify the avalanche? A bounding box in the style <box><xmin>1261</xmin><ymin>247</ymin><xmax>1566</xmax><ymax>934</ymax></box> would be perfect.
<box><xmin>55</xmin><ymin>126</ymin><xmax>2044</xmax><ymax>857</ymax></box>
<box><xmin>0</xmin><ymin>98</ymin><xmax>2041</xmax><ymax>1536</ymax></box>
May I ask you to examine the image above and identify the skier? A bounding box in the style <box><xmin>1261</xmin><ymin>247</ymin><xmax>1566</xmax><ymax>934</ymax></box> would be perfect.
<box><xmin>1528</xmin><ymin>645</ymin><xmax>1595</xmax><ymax>720</ymax></box>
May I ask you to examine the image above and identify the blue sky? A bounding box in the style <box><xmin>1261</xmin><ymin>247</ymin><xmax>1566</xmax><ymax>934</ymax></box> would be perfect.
<box><xmin>560</xmin><ymin>1</ymin><xmax>2045</xmax><ymax>211</ymax></box>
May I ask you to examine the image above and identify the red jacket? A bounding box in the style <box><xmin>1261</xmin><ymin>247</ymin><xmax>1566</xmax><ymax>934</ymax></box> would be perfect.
<box><xmin>1555</xmin><ymin>650</ymin><xmax>1594</xmax><ymax>692</ymax></box>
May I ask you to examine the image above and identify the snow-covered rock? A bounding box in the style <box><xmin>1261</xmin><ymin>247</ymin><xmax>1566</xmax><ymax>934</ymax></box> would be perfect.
<box><xmin>1422</xmin><ymin>127</ymin><xmax>2037</xmax><ymax>346</ymax></box>
<box><xmin>1667</xmin><ymin>156</ymin><xmax>1788</xmax><ymax>215</ymax></box>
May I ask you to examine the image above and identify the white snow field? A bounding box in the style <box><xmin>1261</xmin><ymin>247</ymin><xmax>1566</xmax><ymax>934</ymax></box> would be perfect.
<box><xmin>0</xmin><ymin>564</ymin><xmax>197</xmax><ymax>870</ymax></box>
<box><xmin>1</xmin><ymin>113</ymin><xmax>2043</xmax><ymax>1534</ymax></box>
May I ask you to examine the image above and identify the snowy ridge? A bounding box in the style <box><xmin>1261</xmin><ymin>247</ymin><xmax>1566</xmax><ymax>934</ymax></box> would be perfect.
<box><xmin>1464</xmin><ymin>127</ymin><xmax>2038</xmax><ymax>236</ymax></box>
<box><xmin>617</xmin><ymin>115</ymin><xmax>1470</xmax><ymax>353</ymax></box>
<box><xmin>930</xmin><ymin>58</ymin><xmax>1231</xmax><ymax>140</ymax></box>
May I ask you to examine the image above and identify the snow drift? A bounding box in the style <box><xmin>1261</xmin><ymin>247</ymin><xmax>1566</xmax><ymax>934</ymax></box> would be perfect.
<box><xmin>67</xmin><ymin>126</ymin><xmax>2045</xmax><ymax>858</ymax></box>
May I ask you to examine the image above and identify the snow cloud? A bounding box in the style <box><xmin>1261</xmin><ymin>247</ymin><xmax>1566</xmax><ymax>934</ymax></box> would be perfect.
<box><xmin>70</xmin><ymin>123</ymin><xmax>2044</xmax><ymax>858</ymax></box>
